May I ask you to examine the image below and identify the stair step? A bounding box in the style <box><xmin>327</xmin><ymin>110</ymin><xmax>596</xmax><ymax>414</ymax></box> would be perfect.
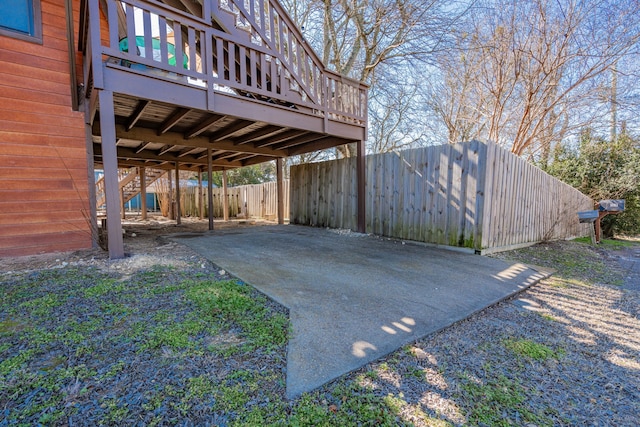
<box><xmin>212</xmin><ymin>7</ymin><xmax>239</xmax><ymax>34</ymax></box>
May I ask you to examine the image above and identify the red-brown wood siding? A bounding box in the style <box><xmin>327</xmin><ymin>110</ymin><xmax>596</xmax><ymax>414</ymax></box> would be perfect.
<box><xmin>0</xmin><ymin>0</ymin><xmax>91</xmax><ymax>257</ymax></box>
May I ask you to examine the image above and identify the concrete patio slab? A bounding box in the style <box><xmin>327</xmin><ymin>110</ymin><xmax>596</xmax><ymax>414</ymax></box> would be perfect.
<box><xmin>170</xmin><ymin>225</ymin><xmax>550</xmax><ymax>398</ymax></box>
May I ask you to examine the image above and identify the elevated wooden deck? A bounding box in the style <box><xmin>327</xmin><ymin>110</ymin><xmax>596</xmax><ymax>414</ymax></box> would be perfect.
<box><xmin>80</xmin><ymin>0</ymin><xmax>368</xmax><ymax>257</ymax></box>
<box><xmin>82</xmin><ymin>0</ymin><xmax>367</xmax><ymax>169</ymax></box>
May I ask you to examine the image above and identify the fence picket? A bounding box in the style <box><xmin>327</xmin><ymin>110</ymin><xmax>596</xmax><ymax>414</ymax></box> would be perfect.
<box><xmin>289</xmin><ymin>141</ymin><xmax>592</xmax><ymax>252</ymax></box>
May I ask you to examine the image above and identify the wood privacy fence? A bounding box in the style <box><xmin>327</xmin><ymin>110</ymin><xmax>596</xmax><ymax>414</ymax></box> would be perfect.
<box><xmin>290</xmin><ymin>141</ymin><xmax>593</xmax><ymax>253</ymax></box>
<box><xmin>181</xmin><ymin>180</ymin><xmax>289</xmax><ymax>220</ymax></box>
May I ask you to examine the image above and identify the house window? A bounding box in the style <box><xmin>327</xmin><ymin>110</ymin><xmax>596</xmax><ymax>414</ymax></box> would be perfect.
<box><xmin>0</xmin><ymin>0</ymin><xmax>42</xmax><ymax>43</ymax></box>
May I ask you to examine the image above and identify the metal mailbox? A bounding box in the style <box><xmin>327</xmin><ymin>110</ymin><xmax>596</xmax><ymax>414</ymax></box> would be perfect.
<box><xmin>598</xmin><ymin>199</ymin><xmax>625</xmax><ymax>212</ymax></box>
<box><xmin>578</xmin><ymin>210</ymin><xmax>599</xmax><ymax>223</ymax></box>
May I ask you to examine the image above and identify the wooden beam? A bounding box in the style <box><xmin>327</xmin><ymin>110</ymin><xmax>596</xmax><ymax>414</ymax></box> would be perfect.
<box><xmin>276</xmin><ymin>158</ymin><xmax>284</xmax><ymax>224</ymax></box>
<box><xmin>207</xmin><ymin>148</ymin><xmax>214</xmax><ymax>230</ymax></box>
<box><xmin>158</xmin><ymin>145</ymin><xmax>175</xmax><ymax>156</ymax></box>
<box><xmin>196</xmin><ymin>149</ymin><xmax>226</xmax><ymax>160</ymax></box>
<box><xmin>287</xmin><ymin>136</ymin><xmax>352</xmax><ymax>156</ymax></box>
<box><xmin>158</xmin><ymin>108</ymin><xmax>191</xmax><ymax>135</ymax></box>
<box><xmin>185</xmin><ymin>114</ymin><xmax>225</xmax><ymax>139</ymax></box>
<box><xmin>233</xmin><ymin>125</ymin><xmax>284</xmax><ymax>144</ymax></box>
<box><xmin>97</xmin><ymin>159</ymin><xmax>203</xmax><ymax>171</ymax></box>
<box><xmin>213</xmin><ymin>152</ymin><xmax>241</xmax><ymax>161</ymax></box>
<box><xmin>209</xmin><ymin>140</ymin><xmax>282</xmax><ymax>157</ymax></box>
<box><xmin>272</xmin><ymin>133</ymin><xmax>326</xmax><ymax>150</ymax></box>
<box><xmin>126</xmin><ymin>100</ymin><xmax>151</xmax><ymax>131</ymax></box>
<box><xmin>65</xmin><ymin>0</ymin><xmax>79</xmax><ymax>111</ymax></box>
<box><xmin>177</xmin><ymin>147</ymin><xmax>202</xmax><ymax>157</ymax></box>
<box><xmin>210</xmin><ymin>120</ymin><xmax>253</xmax><ymax>141</ymax></box>
<box><xmin>241</xmin><ymin>155</ymin><xmax>274</xmax><ymax>166</ymax></box>
<box><xmin>84</xmin><ymin>100</ymin><xmax>98</xmax><ymax>248</ymax></box>
<box><xmin>234</xmin><ymin>153</ymin><xmax>257</xmax><ymax>162</ymax></box>
<box><xmin>101</xmin><ymin>124</ymin><xmax>286</xmax><ymax>157</ymax></box>
<box><xmin>93</xmin><ymin>143</ymin><xmax>244</xmax><ymax>167</ymax></box>
<box><xmin>135</xmin><ymin>141</ymin><xmax>152</xmax><ymax>153</ymax></box>
<box><xmin>98</xmin><ymin>90</ymin><xmax>125</xmax><ymax>259</ymax></box>
<box><xmin>254</xmin><ymin>129</ymin><xmax>307</xmax><ymax>147</ymax></box>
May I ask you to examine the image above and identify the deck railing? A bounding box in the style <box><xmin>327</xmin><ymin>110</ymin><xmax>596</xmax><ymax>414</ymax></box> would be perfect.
<box><xmin>80</xmin><ymin>0</ymin><xmax>367</xmax><ymax>126</ymax></box>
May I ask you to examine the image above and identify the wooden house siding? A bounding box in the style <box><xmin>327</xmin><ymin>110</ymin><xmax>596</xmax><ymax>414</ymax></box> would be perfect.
<box><xmin>0</xmin><ymin>0</ymin><xmax>91</xmax><ymax>257</ymax></box>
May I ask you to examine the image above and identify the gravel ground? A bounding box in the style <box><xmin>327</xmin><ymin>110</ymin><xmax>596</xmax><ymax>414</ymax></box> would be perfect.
<box><xmin>1</xmin><ymin>217</ymin><xmax>638</xmax><ymax>426</ymax></box>
<box><xmin>330</xmin><ymin>239</ymin><xmax>640</xmax><ymax>426</ymax></box>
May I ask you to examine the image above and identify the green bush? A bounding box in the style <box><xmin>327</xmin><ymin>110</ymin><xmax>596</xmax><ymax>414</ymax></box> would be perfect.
<box><xmin>546</xmin><ymin>131</ymin><xmax>640</xmax><ymax>236</ymax></box>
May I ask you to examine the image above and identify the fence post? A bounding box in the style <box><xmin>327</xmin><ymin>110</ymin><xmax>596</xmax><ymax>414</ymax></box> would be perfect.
<box><xmin>198</xmin><ymin>167</ymin><xmax>204</xmax><ymax>220</ymax></box>
<box><xmin>356</xmin><ymin>140</ymin><xmax>366</xmax><ymax>233</ymax></box>
<box><xmin>222</xmin><ymin>169</ymin><xmax>229</xmax><ymax>221</ymax></box>
<box><xmin>207</xmin><ymin>148</ymin><xmax>214</xmax><ymax>230</ymax></box>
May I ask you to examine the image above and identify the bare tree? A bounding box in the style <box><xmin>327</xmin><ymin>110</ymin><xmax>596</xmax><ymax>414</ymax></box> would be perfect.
<box><xmin>282</xmin><ymin>0</ymin><xmax>467</xmax><ymax>155</ymax></box>
<box><xmin>365</xmin><ymin>64</ymin><xmax>439</xmax><ymax>152</ymax></box>
<box><xmin>430</xmin><ymin>0</ymin><xmax>640</xmax><ymax>159</ymax></box>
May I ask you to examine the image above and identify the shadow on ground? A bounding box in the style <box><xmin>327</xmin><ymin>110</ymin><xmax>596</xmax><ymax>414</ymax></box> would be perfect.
<box><xmin>171</xmin><ymin>225</ymin><xmax>551</xmax><ymax>398</ymax></box>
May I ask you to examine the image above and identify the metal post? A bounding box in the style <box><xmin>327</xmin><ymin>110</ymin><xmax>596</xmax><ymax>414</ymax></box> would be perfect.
<box><xmin>98</xmin><ymin>90</ymin><xmax>124</xmax><ymax>259</ymax></box>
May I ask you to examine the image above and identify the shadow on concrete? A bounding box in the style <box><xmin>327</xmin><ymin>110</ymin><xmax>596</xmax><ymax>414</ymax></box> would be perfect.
<box><xmin>170</xmin><ymin>225</ymin><xmax>550</xmax><ymax>398</ymax></box>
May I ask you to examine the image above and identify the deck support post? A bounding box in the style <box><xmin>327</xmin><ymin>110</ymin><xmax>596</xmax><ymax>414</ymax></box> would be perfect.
<box><xmin>198</xmin><ymin>167</ymin><xmax>204</xmax><ymax>220</ymax></box>
<box><xmin>277</xmin><ymin>158</ymin><xmax>284</xmax><ymax>224</ymax></box>
<box><xmin>207</xmin><ymin>148</ymin><xmax>214</xmax><ymax>230</ymax></box>
<box><xmin>175</xmin><ymin>162</ymin><xmax>181</xmax><ymax>225</ymax></box>
<box><xmin>356</xmin><ymin>139</ymin><xmax>366</xmax><ymax>233</ymax></box>
<box><xmin>84</xmin><ymin>109</ymin><xmax>98</xmax><ymax>248</ymax></box>
<box><xmin>140</xmin><ymin>167</ymin><xmax>147</xmax><ymax>220</ymax></box>
<box><xmin>222</xmin><ymin>169</ymin><xmax>229</xmax><ymax>221</ymax></box>
<box><xmin>168</xmin><ymin>169</ymin><xmax>173</xmax><ymax>219</ymax></box>
<box><xmin>98</xmin><ymin>89</ymin><xmax>125</xmax><ymax>259</ymax></box>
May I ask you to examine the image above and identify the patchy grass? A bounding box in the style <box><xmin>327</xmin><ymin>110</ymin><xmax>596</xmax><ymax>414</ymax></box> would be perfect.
<box><xmin>1</xmin><ymin>236</ymin><xmax>637</xmax><ymax>426</ymax></box>
<box><xmin>573</xmin><ymin>236</ymin><xmax>638</xmax><ymax>248</ymax></box>
<box><xmin>503</xmin><ymin>338</ymin><xmax>565</xmax><ymax>361</ymax></box>
<box><xmin>185</xmin><ymin>280</ymin><xmax>289</xmax><ymax>352</ymax></box>
<box><xmin>493</xmin><ymin>240</ymin><xmax>626</xmax><ymax>286</ymax></box>
<box><xmin>458</xmin><ymin>373</ymin><xmax>548</xmax><ymax>427</ymax></box>
<box><xmin>0</xmin><ymin>264</ymin><xmax>290</xmax><ymax>425</ymax></box>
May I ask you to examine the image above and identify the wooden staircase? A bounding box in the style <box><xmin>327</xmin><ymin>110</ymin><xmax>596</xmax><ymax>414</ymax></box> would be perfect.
<box><xmin>96</xmin><ymin>168</ymin><xmax>166</xmax><ymax>210</ymax></box>
<box><xmin>208</xmin><ymin>0</ymin><xmax>308</xmax><ymax>106</ymax></box>
<box><xmin>94</xmin><ymin>0</ymin><xmax>367</xmax><ymax>127</ymax></box>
